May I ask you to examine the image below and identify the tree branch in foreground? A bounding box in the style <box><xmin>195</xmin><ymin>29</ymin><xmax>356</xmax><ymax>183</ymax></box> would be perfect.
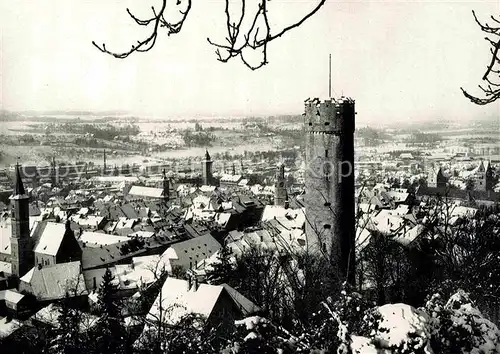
<box><xmin>92</xmin><ymin>0</ymin><xmax>326</xmax><ymax>70</ymax></box>
<box><xmin>461</xmin><ymin>10</ymin><xmax>500</xmax><ymax>105</ymax></box>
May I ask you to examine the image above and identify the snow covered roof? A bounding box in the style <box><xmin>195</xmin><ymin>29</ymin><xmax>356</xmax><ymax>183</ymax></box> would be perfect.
<box><xmin>33</xmin><ymin>303</ymin><xmax>98</xmax><ymax>332</ymax></box>
<box><xmin>164</xmin><ymin>234</ymin><xmax>221</xmax><ymax>268</ymax></box>
<box><xmin>93</xmin><ymin>176</ymin><xmax>140</xmax><ymax>183</ymax></box>
<box><xmin>147</xmin><ymin>277</ymin><xmax>223</xmax><ymax>325</ymax></box>
<box><xmin>128</xmin><ymin>186</ymin><xmax>164</xmax><ymax>199</ymax></box>
<box><xmin>368</xmin><ymin>210</ymin><xmax>405</xmax><ymax>234</ymax></box>
<box><xmin>393</xmin><ymin>224</ymin><xmax>426</xmax><ymax>246</ymax></box>
<box><xmin>128</xmin><ymin>230</ymin><xmax>155</xmax><ymax>239</ymax></box>
<box><xmin>33</xmin><ymin>222</ymin><xmax>67</xmax><ymax>256</ymax></box>
<box><xmin>0</xmin><ymin>221</ymin><xmax>11</xmax><ymax>256</ymax></box>
<box><xmin>146</xmin><ymin>277</ymin><xmax>257</xmax><ymax>327</ymax></box>
<box><xmin>0</xmin><ymin>316</ymin><xmax>22</xmax><ymax>339</ymax></box>
<box><xmin>0</xmin><ymin>261</ymin><xmax>12</xmax><ymax>275</ymax></box>
<box><xmin>199</xmin><ymin>185</ymin><xmax>216</xmax><ymax>193</ymax></box>
<box><xmin>0</xmin><ymin>289</ymin><xmax>25</xmax><ymax>304</ymax></box>
<box><xmin>79</xmin><ymin>231</ymin><xmax>130</xmax><ymax>246</ymax></box>
<box><xmin>220</xmin><ymin>174</ymin><xmax>242</xmax><ymax>183</ymax></box>
<box><xmin>20</xmin><ymin>261</ymin><xmax>87</xmax><ymax>301</ymax></box>
<box><xmin>450</xmin><ymin>205</ymin><xmax>478</xmax><ymax>218</ymax></box>
<box><xmin>70</xmin><ymin>215</ymin><xmax>104</xmax><ymax>227</ymax></box>
<box><xmin>238</xmin><ymin>179</ymin><xmax>249</xmax><ymax>186</ymax></box>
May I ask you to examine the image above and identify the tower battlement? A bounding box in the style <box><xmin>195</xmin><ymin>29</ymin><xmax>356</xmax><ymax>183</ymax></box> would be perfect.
<box><xmin>304</xmin><ymin>98</ymin><xmax>355</xmax><ymax>134</ymax></box>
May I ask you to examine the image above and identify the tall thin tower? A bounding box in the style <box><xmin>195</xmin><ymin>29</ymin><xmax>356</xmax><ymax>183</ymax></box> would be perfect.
<box><xmin>304</xmin><ymin>56</ymin><xmax>356</xmax><ymax>283</ymax></box>
<box><xmin>103</xmin><ymin>149</ymin><xmax>107</xmax><ymax>176</ymax></box>
<box><xmin>10</xmin><ymin>163</ymin><xmax>33</xmax><ymax>278</ymax></box>
<box><xmin>274</xmin><ymin>162</ymin><xmax>287</xmax><ymax>207</ymax></box>
<box><xmin>202</xmin><ymin>149</ymin><xmax>213</xmax><ymax>186</ymax></box>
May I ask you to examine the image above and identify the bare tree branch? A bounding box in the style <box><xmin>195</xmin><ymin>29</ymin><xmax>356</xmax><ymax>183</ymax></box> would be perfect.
<box><xmin>207</xmin><ymin>0</ymin><xmax>326</xmax><ymax>70</ymax></box>
<box><xmin>93</xmin><ymin>0</ymin><xmax>326</xmax><ymax>69</ymax></box>
<box><xmin>461</xmin><ymin>10</ymin><xmax>500</xmax><ymax>104</ymax></box>
<box><xmin>92</xmin><ymin>0</ymin><xmax>192</xmax><ymax>59</ymax></box>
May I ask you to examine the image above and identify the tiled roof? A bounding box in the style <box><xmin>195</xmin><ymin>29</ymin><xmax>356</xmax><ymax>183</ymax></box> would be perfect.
<box><xmin>81</xmin><ymin>239</ymin><xmax>147</xmax><ymax>270</ymax></box>
<box><xmin>164</xmin><ymin>234</ymin><xmax>221</xmax><ymax>268</ymax></box>
<box><xmin>417</xmin><ymin>186</ymin><xmax>500</xmax><ymax>202</ymax></box>
<box><xmin>20</xmin><ymin>261</ymin><xmax>87</xmax><ymax>301</ymax></box>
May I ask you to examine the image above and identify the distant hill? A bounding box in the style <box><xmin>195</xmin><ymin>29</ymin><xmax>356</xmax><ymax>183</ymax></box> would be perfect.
<box><xmin>0</xmin><ymin>110</ymin><xmax>22</xmax><ymax>121</ymax></box>
<box><xmin>17</xmin><ymin>110</ymin><xmax>129</xmax><ymax>116</ymax></box>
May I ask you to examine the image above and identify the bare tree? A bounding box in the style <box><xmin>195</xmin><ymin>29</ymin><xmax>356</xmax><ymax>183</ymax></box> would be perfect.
<box><xmin>92</xmin><ymin>0</ymin><xmax>326</xmax><ymax>70</ymax></box>
<box><xmin>461</xmin><ymin>10</ymin><xmax>500</xmax><ymax>104</ymax></box>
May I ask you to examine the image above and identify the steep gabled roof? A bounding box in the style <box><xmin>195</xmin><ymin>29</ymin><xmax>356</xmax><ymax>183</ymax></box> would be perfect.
<box><xmin>34</xmin><ymin>222</ymin><xmax>68</xmax><ymax>256</ymax></box>
<box><xmin>20</xmin><ymin>261</ymin><xmax>87</xmax><ymax>301</ymax></box>
<box><xmin>146</xmin><ymin>277</ymin><xmax>257</xmax><ymax>327</ymax></box>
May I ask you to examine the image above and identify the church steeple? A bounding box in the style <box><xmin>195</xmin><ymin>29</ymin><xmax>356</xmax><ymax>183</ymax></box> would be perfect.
<box><xmin>274</xmin><ymin>162</ymin><xmax>287</xmax><ymax>207</ymax></box>
<box><xmin>10</xmin><ymin>162</ymin><xmax>33</xmax><ymax>278</ymax></box>
<box><xmin>202</xmin><ymin>149</ymin><xmax>213</xmax><ymax>186</ymax></box>
<box><xmin>14</xmin><ymin>163</ymin><xmax>26</xmax><ymax>197</ymax></box>
<box><xmin>162</xmin><ymin>169</ymin><xmax>170</xmax><ymax>201</ymax></box>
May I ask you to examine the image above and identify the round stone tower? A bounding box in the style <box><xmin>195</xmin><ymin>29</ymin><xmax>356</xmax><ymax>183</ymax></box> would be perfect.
<box><xmin>304</xmin><ymin>97</ymin><xmax>355</xmax><ymax>283</ymax></box>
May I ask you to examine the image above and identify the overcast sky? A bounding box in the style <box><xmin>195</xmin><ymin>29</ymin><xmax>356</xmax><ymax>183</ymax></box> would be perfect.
<box><xmin>1</xmin><ymin>0</ymin><xmax>499</xmax><ymax>123</ymax></box>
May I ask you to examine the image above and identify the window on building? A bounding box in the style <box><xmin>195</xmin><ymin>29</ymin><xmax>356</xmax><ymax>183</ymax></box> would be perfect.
<box><xmin>325</xmin><ymin>150</ymin><xmax>329</xmax><ymax>157</ymax></box>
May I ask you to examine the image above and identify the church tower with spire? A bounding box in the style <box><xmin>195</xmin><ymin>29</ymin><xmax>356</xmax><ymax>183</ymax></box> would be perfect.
<box><xmin>10</xmin><ymin>163</ymin><xmax>33</xmax><ymax>278</ymax></box>
<box><xmin>202</xmin><ymin>149</ymin><xmax>213</xmax><ymax>186</ymax></box>
<box><xmin>274</xmin><ymin>163</ymin><xmax>287</xmax><ymax>207</ymax></box>
<box><xmin>162</xmin><ymin>169</ymin><xmax>170</xmax><ymax>201</ymax></box>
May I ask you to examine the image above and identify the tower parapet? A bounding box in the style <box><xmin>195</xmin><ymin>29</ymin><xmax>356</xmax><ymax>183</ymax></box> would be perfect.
<box><xmin>304</xmin><ymin>98</ymin><xmax>355</xmax><ymax>135</ymax></box>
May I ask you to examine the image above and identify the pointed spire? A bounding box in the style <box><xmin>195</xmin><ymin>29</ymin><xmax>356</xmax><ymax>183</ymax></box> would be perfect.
<box><xmin>14</xmin><ymin>162</ymin><xmax>26</xmax><ymax>196</ymax></box>
<box><xmin>205</xmin><ymin>149</ymin><xmax>211</xmax><ymax>161</ymax></box>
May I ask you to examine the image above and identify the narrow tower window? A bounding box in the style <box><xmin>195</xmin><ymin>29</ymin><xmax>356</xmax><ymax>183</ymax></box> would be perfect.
<box><xmin>325</xmin><ymin>149</ymin><xmax>329</xmax><ymax>157</ymax></box>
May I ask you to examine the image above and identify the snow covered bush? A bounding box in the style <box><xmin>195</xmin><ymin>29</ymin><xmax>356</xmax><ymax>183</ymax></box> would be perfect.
<box><xmin>352</xmin><ymin>303</ymin><xmax>433</xmax><ymax>354</ymax></box>
<box><xmin>424</xmin><ymin>290</ymin><xmax>500</xmax><ymax>354</ymax></box>
<box><xmin>225</xmin><ymin>283</ymin><xmax>370</xmax><ymax>354</ymax></box>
